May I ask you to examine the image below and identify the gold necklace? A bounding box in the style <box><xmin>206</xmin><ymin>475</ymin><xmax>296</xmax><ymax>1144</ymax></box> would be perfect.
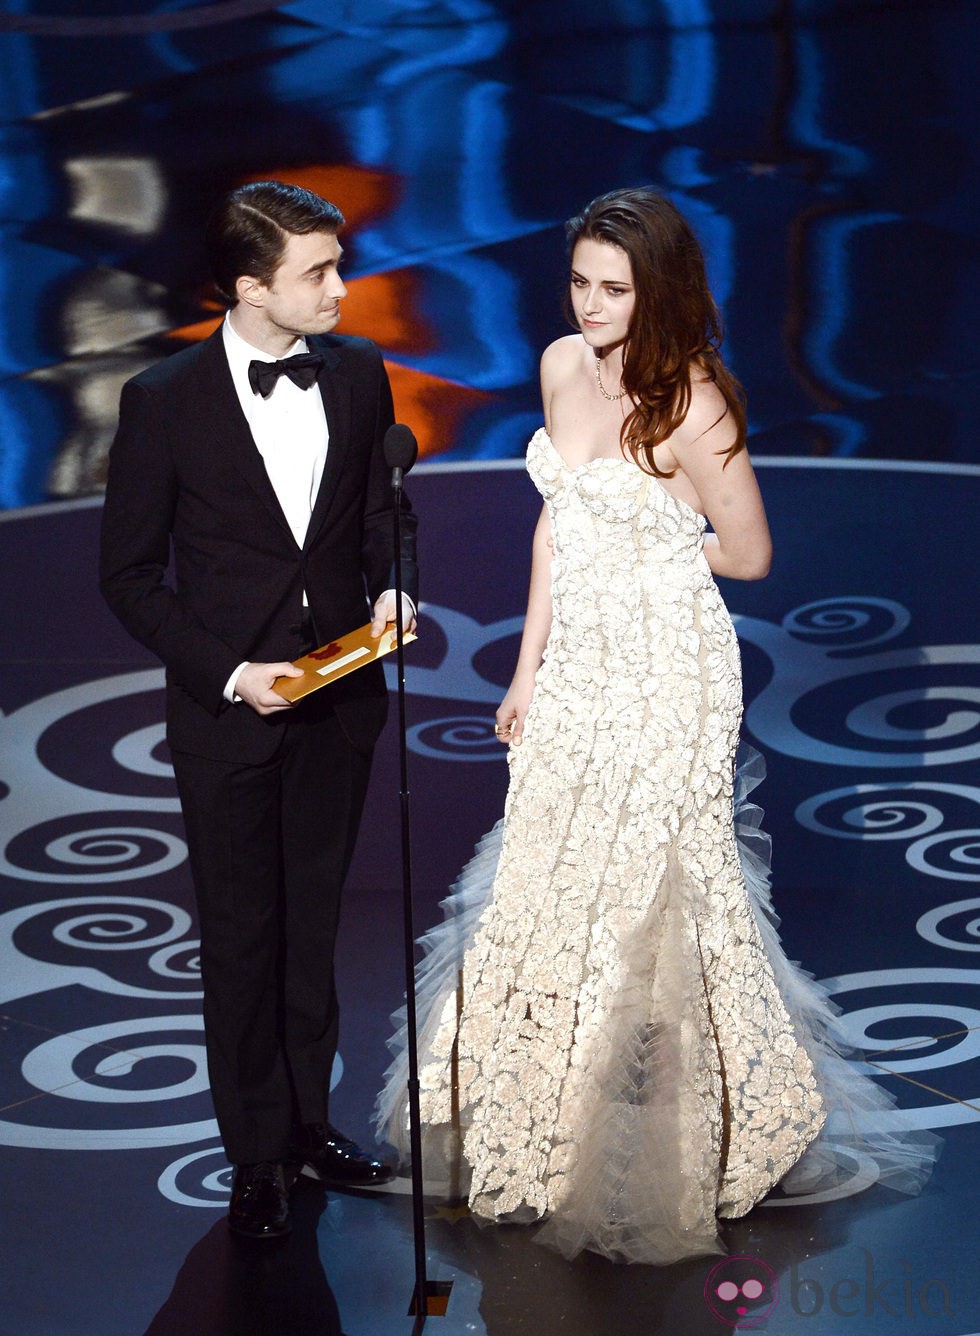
<box><xmin>594</xmin><ymin>353</ymin><xmax>626</xmax><ymax>401</ymax></box>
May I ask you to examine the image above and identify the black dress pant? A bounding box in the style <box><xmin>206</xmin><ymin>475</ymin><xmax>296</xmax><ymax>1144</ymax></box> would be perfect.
<box><xmin>172</xmin><ymin>708</ymin><xmax>372</xmax><ymax>1164</ymax></box>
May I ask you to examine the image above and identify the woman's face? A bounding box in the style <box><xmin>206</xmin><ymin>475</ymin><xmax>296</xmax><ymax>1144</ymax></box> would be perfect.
<box><xmin>569</xmin><ymin>237</ymin><xmax>635</xmax><ymax>353</ymax></box>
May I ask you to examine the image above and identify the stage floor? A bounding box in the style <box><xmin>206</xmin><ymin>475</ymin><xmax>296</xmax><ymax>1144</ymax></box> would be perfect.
<box><xmin>1</xmin><ymin>460</ymin><xmax>978</xmax><ymax>1336</ymax></box>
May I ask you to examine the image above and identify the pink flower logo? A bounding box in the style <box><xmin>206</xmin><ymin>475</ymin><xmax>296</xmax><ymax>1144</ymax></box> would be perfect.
<box><xmin>704</xmin><ymin>1256</ymin><xmax>779</xmax><ymax>1327</ymax></box>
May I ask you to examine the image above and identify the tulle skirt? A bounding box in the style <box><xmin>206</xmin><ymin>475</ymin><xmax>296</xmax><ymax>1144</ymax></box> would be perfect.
<box><xmin>375</xmin><ymin>747</ymin><xmax>939</xmax><ymax>1264</ymax></box>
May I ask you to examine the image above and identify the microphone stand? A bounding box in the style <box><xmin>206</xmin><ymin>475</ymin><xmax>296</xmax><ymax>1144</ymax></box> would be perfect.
<box><xmin>390</xmin><ymin>465</ymin><xmax>430</xmax><ymax>1332</ymax></box>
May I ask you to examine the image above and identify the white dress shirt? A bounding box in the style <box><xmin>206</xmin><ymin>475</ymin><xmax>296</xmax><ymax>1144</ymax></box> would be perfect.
<box><xmin>221</xmin><ymin>316</ymin><xmax>327</xmax><ymax>701</ymax></box>
<box><xmin>219</xmin><ymin>316</ymin><xmax>414</xmax><ymax>704</ymax></box>
<box><xmin>222</xmin><ymin>315</ymin><xmax>329</xmax><ymax>550</ymax></box>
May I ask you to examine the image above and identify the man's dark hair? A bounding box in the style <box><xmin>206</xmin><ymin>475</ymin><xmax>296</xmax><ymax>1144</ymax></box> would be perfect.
<box><xmin>205</xmin><ymin>180</ymin><xmax>345</xmax><ymax>306</ymax></box>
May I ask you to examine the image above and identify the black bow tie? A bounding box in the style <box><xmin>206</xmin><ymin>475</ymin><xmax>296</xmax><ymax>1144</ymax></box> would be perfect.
<box><xmin>248</xmin><ymin>352</ymin><xmax>324</xmax><ymax>398</ymax></box>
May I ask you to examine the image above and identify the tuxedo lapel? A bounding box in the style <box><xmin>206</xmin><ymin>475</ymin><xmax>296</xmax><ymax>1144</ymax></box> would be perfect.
<box><xmin>196</xmin><ymin>330</ymin><xmax>296</xmax><ymax>544</ymax></box>
<box><xmin>306</xmin><ymin>338</ymin><xmax>351</xmax><ymax>548</ymax></box>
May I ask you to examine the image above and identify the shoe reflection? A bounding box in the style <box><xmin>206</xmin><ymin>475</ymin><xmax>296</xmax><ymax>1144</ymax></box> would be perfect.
<box><xmin>144</xmin><ymin>1180</ymin><xmax>343</xmax><ymax>1336</ymax></box>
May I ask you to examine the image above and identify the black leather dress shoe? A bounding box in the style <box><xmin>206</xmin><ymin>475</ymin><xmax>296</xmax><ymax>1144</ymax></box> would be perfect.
<box><xmin>228</xmin><ymin>1160</ymin><xmax>291</xmax><ymax>1238</ymax></box>
<box><xmin>291</xmin><ymin>1123</ymin><xmax>394</xmax><ymax>1188</ymax></box>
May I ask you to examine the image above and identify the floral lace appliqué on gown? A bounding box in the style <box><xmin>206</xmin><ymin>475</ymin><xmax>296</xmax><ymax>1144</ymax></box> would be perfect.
<box><xmin>376</xmin><ymin>428</ymin><xmax>937</xmax><ymax>1264</ymax></box>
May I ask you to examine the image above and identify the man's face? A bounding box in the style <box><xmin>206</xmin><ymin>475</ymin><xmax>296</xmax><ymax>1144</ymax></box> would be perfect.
<box><xmin>256</xmin><ymin>229</ymin><xmax>347</xmax><ymax>340</ymax></box>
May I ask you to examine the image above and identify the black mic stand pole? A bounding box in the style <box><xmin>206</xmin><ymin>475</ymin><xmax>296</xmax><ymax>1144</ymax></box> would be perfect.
<box><xmin>389</xmin><ymin>465</ymin><xmax>431</xmax><ymax>1333</ymax></box>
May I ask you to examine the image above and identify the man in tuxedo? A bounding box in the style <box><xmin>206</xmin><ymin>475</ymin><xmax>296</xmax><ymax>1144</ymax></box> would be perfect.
<box><xmin>100</xmin><ymin>181</ymin><xmax>418</xmax><ymax>1238</ymax></box>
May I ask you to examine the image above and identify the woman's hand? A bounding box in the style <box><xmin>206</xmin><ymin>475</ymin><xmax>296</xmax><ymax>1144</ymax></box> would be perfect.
<box><xmin>495</xmin><ymin>671</ymin><xmax>536</xmax><ymax>746</ymax></box>
<box><xmin>495</xmin><ymin>500</ymin><xmax>553</xmax><ymax>747</ymax></box>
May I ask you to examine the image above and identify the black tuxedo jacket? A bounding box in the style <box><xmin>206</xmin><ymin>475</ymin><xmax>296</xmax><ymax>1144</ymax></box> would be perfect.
<box><xmin>100</xmin><ymin>327</ymin><xmax>418</xmax><ymax>763</ymax></box>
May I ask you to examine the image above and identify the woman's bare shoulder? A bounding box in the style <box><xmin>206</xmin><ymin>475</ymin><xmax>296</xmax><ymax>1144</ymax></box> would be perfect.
<box><xmin>540</xmin><ymin>335</ymin><xmax>583</xmax><ymax>403</ymax></box>
<box><xmin>541</xmin><ymin>334</ymin><xmax>582</xmax><ymax>371</ymax></box>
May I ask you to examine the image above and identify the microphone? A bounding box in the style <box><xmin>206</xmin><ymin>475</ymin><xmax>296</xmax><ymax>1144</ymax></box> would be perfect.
<box><xmin>383</xmin><ymin>423</ymin><xmax>418</xmax><ymax>489</ymax></box>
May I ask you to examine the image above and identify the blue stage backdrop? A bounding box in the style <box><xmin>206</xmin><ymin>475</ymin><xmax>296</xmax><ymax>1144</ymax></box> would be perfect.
<box><xmin>1</xmin><ymin>0</ymin><xmax>978</xmax><ymax>509</ymax></box>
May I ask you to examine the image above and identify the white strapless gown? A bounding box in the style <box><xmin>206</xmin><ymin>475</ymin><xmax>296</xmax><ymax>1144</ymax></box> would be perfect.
<box><xmin>376</xmin><ymin>429</ymin><xmax>937</xmax><ymax>1264</ymax></box>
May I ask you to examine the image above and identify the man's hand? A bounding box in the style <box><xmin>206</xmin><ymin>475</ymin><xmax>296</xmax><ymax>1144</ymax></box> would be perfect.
<box><xmin>233</xmin><ymin>662</ymin><xmax>303</xmax><ymax>715</ymax></box>
<box><xmin>370</xmin><ymin>592</ymin><xmax>417</xmax><ymax>638</ymax></box>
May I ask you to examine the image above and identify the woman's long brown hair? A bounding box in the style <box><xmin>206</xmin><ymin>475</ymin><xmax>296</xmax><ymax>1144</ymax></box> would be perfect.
<box><xmin>565</xmin><ymin>189</ymin><xmax>746</xmax><ymax>477</ymax></box>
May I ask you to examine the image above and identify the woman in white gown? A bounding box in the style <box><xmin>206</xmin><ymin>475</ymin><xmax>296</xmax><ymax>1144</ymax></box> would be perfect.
<box><xmin>377</xmin><ymin>189</ymin><xmax>936</xmax><ymax>1264</ymax></box>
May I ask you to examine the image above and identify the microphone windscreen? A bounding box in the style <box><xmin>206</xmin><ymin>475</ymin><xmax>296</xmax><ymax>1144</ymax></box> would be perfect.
<box><xmin>383</xmin><ymin>423</ymin><xmax>418</xmax><ymax>473</ymax></box>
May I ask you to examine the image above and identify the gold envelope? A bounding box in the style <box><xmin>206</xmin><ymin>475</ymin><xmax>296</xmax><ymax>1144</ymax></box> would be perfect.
<box><xmin>272</xmin><ymin>620</ymin><xmax>418</xmax><ymax>703</ymax></box>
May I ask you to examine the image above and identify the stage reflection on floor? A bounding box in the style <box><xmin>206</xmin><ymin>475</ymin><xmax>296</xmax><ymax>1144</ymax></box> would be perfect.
<box><xmin>1</xmin><ymin>460</ymin><xmax>977</xmax><ymax>1335</ymax></box>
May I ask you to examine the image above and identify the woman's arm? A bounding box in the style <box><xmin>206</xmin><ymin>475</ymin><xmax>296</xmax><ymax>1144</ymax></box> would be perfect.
<box><xmin>669</xmin><ymin>381</ymin><xmax>772</xmax><ymax>581</ymax></box>
<box><xmin>494</xmin><ymin>344</ymin><xmax>569</xmax><ymax>745</ymax></box>
<box><xmin>495</xmin><ymin>503</ymin><xmax>553</xmax><ymax>745</ymax></box>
